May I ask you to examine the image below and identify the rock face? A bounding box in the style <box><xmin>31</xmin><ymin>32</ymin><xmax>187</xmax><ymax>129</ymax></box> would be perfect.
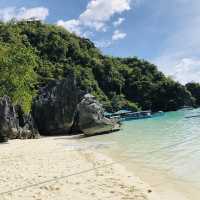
<box><xmin>32</xmin><ymin>77</ymin><xmax>84</xmax><ymax>135</ymax></box>
<box><xmin>0</xmin><ymin>96</ymin><xmax>39</xmax><ymax>142</ymax></box>
<box><xmin>32</xmin><ymin>76</ymin><xmax>119</xmax><ymax>136</ymax></box>
<box><xmin>0</xmin><ymin>77</ymin><xmax>120</xmax><ymax>141</ymax></box>
<box><xmin>76</xmin><ymin>94</ymin><xmax>119</xmax><ymax>136</ymax></box>
<box><xmin>16</xmin><ymin>106</ymin><xmax>40</xmax><ymax>139</ymax></box>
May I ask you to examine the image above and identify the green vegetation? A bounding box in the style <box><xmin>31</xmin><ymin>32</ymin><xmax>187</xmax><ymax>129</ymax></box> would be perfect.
<box><xmin>186</xmin><ymin>82</ymin><xmax>200</xmax><ymax>107</ymax></box>
<box><xmin>0</xmin><ymin>43</ymin><xmax>37</xmax><ymax>113</ymax></box>
<box><xmin>0</xmin><ymin>20</ymin><xmax>197</xmax><ymax>112</ymax></box>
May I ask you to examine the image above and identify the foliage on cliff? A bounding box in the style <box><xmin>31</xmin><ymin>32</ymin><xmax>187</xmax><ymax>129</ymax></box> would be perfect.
<box><xmin>186</xmin><ymin>82</ymin><xmax>200</xmax><ymax>107</ymax></box>
<box><xmin>0</xmin><ymin>20</ymin><xmax>196</xmax><ymax>112</ymax></box>
<box><xmin>0</xmin><ymin>43</ymin><xmax>37</xmax><ymax>113</ymax></box>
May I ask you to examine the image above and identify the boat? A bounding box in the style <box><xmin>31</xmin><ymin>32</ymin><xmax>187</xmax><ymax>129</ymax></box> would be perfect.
<box><xmin>104</xmin><ymin>110</ymin><xmax>132</xmax><ymax>119</ymax></box>
<box><xmin>104</xmin><ymin>110</ymin><xmax>166</xmax><ymax>122</ymax></box>
<box><xmin>120</xmin><ymin>111</ymin><xmax>152</xmax><ymax>121</ymax></box>
<box><xmin>113</xmin><ymin>110</ymin><xmax>133</xmax><ymax>115</ymax></box>
<box><xmin>104</xmin><ymin>110</ymin><xmax>152</xmax><ymax>121</ymax></box>
<box><xmin>104</xmin><ymin>112</ymin><xmax>121</xmax><ymax>122</ymax></box>
<box><xmin>104</xmin><ymin>112</ymin><xmax>114</xmax><ymax>118</ymax></box>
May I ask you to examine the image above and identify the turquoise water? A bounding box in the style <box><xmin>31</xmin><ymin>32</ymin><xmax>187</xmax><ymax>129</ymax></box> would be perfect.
<box><xmin>82</xmin><ymin>108</ymin><xmax>200</xmax><ymax>199</ymax></box>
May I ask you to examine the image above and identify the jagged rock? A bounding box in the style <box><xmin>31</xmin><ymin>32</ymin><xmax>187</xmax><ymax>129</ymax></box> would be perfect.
<box><xmin>32</xmin><ymin>76</ymin><xmax>120</xmax><ymax>136</ymax></box>
<box><xmin>0</xmin><ymin>96</ymin><xmax>39</xmax><ymax>142</ymax></box>
<box><xmin>0</xmin><ymin>84</ymin><xmax>119</xmax><ymax>140</ymax></box>
<box><xmin>32</xmin><ymin>77</ymin><xmax>84</xmax><ymax>135</ymax></box>
<box><xmin>0</xmin><ymin>120</ymin><xmax>8</xmax><ymax>143</ymax></box>
<box><xmin>0</xmin><ymin>79</ymin><xmax>119</xmax><ymax>140</ymax></box>
<box><xmin>16</xmin><ymin>107</ymin><xmax>40</xmax><ymax>139</ymax></box>
<box><xmin>0</xmin><ymin>96</ymin><xmax>19</xmax><ymax>141</ymax></box>
<box><xmin>76</xmin><ymin>94</ymin><xmax>120</xmax><ymax>136</ymax></box>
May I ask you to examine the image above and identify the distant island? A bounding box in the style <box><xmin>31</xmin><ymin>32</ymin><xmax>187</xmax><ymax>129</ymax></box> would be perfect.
<box><xmin>0</xmin><ymin>20</ymin><xmax>200</xmax><ymax>142</ymax></box>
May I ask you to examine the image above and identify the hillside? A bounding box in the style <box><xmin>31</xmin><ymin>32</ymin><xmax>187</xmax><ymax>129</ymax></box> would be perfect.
<box><xmin>0</xmin><ymin>20</ymin><xmax>195</xmax><ymax>113</ymax></box>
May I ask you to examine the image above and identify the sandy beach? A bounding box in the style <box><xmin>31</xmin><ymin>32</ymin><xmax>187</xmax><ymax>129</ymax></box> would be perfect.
<box><xmin>0</xmin><ymin>136</ymin><xmax>159</xmax><ymax>200</ymax></box>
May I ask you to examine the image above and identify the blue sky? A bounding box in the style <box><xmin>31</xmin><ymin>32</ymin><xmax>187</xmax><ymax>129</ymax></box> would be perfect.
<box><xmin>0</xmin><ymin>0</ymin><xmax>200</xmax><ymax>84</ymax></box>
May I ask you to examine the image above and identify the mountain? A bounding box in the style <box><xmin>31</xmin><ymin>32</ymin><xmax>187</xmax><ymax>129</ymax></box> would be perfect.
<box><xmin>0</xmin><ymin>20</ymin><xmax>195</xmax><ymax>113</ymax></box>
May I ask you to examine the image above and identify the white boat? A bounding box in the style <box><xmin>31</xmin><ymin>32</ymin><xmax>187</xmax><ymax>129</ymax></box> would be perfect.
<box><xmin>120</xmin><ymin>111</ymin><xmax>152</xmax><ymax>121</ymax></box>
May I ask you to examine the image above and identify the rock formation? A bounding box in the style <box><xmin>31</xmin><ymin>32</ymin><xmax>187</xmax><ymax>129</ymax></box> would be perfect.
<box><xmin>32</xmin><ymin>76</ymin><xmax>120</xmax><ymax>136</ymax></box>
<box><xmin>0</xmin><ymin>77</ymin><xmax>120</xmax><ymax>142</ymax></box>
<box><xmin>76</xmin><ymin>94</ymin><xmax>119</xmax><ymax>136</ymax></box>
<box><xmin>0</xmin><ymin>96</ymin><xmax>18</xmax><ymax>142</ymax></box>
<box><xmin>0</xmin><ymin>96</ymin><xmax>39</xmax><ymax>142</ymax></box>
<box><xmin>32</xmin><ymin>77</ymin><xmax>84</xmax><ymax>135</ymax></box>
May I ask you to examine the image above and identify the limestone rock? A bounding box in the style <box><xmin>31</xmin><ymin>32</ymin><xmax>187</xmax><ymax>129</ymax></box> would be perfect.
<box><xmin>0</xmin><ymin>96</ymin><xmax>39</xmax><ymax>142</ymax></box>
<box><xmin>32</xmin><ymin>76</ymin><xmax>120</xmax><ymax>136</ymax></box>
<box><xmin>76</xmin><ymin>94</ymin><xmax>119</xmax><ymax>136</ymax></box>
<box><xmin>32</xmin><ymin>77</ymin><xmax>84</xmax><ymax>135</ymax></box>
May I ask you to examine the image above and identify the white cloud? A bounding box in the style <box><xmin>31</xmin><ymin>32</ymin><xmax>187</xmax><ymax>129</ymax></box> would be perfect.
<box><xmin>57</xmin><ymin>19</ymin><xmax>81</xmax><ymax>35</ymax></box>
<box><xmin>152</xmin><ymin>0</ymin><xmax>200</xmax><ymax>84</ymax></box>
<box><xmin>17</xmin><ymin>7</ymin><xmax>49</xmax><ymax>21</ymax></box>
<box><xmin>173</xmin><ymin>58</ymin><xmax>200</xmax><ymax>84</ymax></box>
<box><xmin>0</xmin><ymin>7</ymin><xmax>15</xmax><ymax>22</ymax></box>
<box><xmin>57</xmin><ymin>0</ymin><xmax>132</xmax><ymax>36</ymax></box>
<box><xmin>79</xmin><ymin>0</ymin><xmax>130</xmax><ymax>31</ymax></box>
<box><xmin>95</xmin><ymin>29</ymin><xmax>127</xmax><ymax>48</ymax></box>
<box><xmin>113</xmin><ymin>17</ymin><xmax>125</xmax><ymax>27</ymax></box>
<box><xmin>155</xmin><ymin>55</ymin><xmax>200</xmax><ymax>84</ymax></box>
<box><xmin>0</xmin><ymin>7</ymin><xmax>49</xmax><ymax>22</ymax></box>
<box><xmin>112</xmin><ymin>30</ymin><xmax>127</xmax><ymax>41</ymax></box>
<box><xmin>94</xmin><ymin>40</ymin><xmax>112</xmax><ymax>48</ymax></box>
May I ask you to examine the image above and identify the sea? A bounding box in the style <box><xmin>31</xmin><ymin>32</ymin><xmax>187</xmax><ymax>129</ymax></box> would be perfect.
<box><xmin>81</xmin><ymin>108</ymin><xmax>200</xmax><ymax>200</ymax></box>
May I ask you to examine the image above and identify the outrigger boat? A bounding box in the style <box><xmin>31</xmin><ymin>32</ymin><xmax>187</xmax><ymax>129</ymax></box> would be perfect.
<box><xmin>104</xmin><ymin>110</ymin><xmax>153</xmax><ymax>121</ymax></box>
<box><xmin>120</xmin><ymin>110</ymin><xmax>152</xmax><ymax>121</ymax></box>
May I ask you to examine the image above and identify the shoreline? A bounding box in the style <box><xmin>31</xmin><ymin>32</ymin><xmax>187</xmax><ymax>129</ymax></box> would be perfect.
<box><xmin>0</xmin><ymin>136</ymin><xmax>159</xmax><ymax>200</ymax></box>
<box><xmin>105</xmin><ymin>154</ymin><xmax>194</xmax><ymax>200</ymax></box>
<box><xmin>95</xmin><ymin>141</ymin><xmax>198</xmax><ymax>200</ymax></box>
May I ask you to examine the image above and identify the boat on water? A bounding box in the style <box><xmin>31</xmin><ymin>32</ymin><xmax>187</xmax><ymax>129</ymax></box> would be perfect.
<box><xmin>104</xmin><ymin>109</ymin><xmax>165</xmax><ymax>122</ymax></box>
<box><xmin>120</xmin><ymin>111</ymin><xmax>152</xmax><ymax>121</ymax></box>
<box><xmin>104</xmin><ymin>110</ymin><xmax>153</xmax><ymax>121</ymax></box>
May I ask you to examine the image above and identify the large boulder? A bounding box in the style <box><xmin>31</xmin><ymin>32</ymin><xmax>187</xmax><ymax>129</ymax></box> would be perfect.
<box><xmin>0</xmin><ymin>96</ymin><xmax>39</xmax><ymax>143</ymax></box>
<box><xmin>32</xmin><ymin>77</ymin><xmax>84</xmax><ymax>135</ymax></box>
<box><xmin>76</xmin><ymin>94</ymin><xmax>120</xmax><ymax>136</ymax></box>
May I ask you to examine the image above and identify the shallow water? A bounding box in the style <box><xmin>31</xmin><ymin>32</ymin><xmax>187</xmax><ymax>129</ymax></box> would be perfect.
<box><xmin>81</xmin><ymin>108</ymin><xmax>200</xmax><ymax>199</ymax></box>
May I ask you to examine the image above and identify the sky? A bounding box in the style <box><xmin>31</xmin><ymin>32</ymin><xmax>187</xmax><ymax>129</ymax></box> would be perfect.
<box><xmin>0</xmin><ymin>0</ymin><xmax>200</xmax><ymax>84</ymax></box>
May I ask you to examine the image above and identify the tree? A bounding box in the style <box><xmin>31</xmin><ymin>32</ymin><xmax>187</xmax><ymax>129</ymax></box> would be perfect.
<box><xmin>0</xmin><ymin>21</ymin><xmax>196</xmax><ymax>112</ymax></box>
<box><xmin>0</xmin><ymin>43</ymin><xmax>38</xmax><ymax>113</ymax></box>
<box><xmin>186</xmin><ymin>82</ymin><xmax>200</xmax><ymax>106</ymax></box>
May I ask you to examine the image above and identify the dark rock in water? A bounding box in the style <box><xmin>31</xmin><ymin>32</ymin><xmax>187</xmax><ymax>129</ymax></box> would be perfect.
<box><xmin>76</xmin><ymin>94</ymin><xmax>119</xmax><ymax>136</ymax></box>
<box><xmin>32</xmin><ymin>77</ymin><xmax>84</xmax><ymax>135</ymax></box>
<box><xmin>0</xmin><ymin>96</ymin><xmax>39</xmax><ymax>142</ymax></box>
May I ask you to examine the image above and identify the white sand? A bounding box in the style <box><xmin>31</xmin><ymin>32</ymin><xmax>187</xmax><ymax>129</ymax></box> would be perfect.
<box><xmin>0</xmin><ymin>136</ymin><xmax>159</xmax><ymax>200</ymax></box>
